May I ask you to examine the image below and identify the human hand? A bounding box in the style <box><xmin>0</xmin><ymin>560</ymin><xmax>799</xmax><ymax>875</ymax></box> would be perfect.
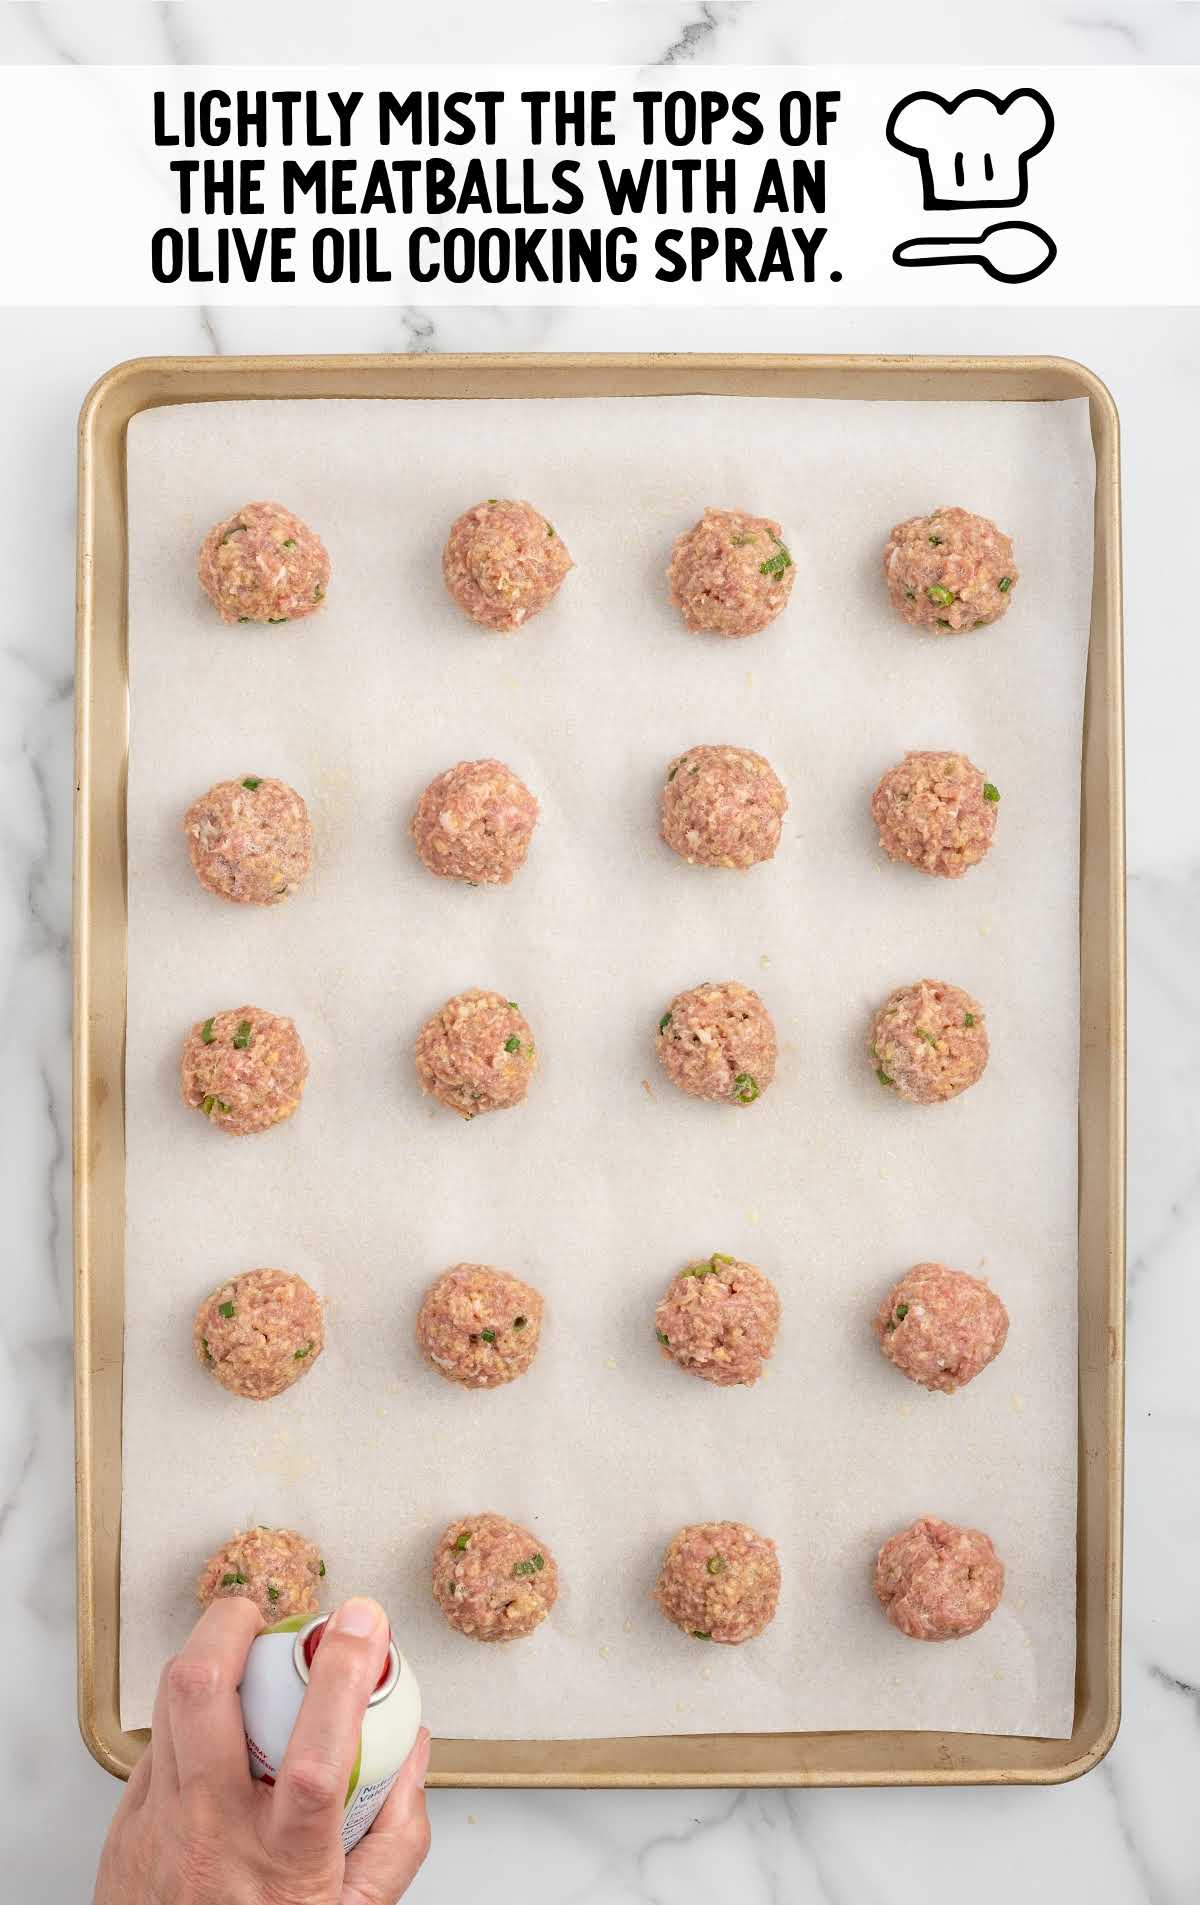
<box><xmin>93</xmin><ymin>1596</ymin><xmax>431</xmax><ymax>1905</ymax></box>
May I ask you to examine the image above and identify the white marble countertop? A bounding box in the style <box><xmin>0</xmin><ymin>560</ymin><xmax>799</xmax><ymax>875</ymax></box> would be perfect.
<box><xmin>2</xmin><ymin>4</ymin><xmax>1198</xmax><ymax>1900</ymax></box>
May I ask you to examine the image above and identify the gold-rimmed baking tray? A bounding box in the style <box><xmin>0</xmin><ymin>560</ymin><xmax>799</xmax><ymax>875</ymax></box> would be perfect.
<box><xmin>75</xmin><ymin>352</ymin><xmax>1124</xmax><ymax>1787</ymax></box>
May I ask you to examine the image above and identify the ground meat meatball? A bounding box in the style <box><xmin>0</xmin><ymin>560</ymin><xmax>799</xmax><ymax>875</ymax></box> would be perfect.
<box><xmin>874</xmin><ymin>1516</ymin><xmax>1004</xmax><ymax>1641</ymax></box>
<box><xmin>655</xmin><ymin>1255</ymin><xmax>780</xmax><ymax>1386</ymax></box>
<box><xmin>871</xmin><ymin>751</ymin><xmax>999</xmax><ymax>879</ymax></box>
<box><xmin>194</xmin><ymin>1268</ymin><xmax>324</xmax><ymax>1401</ymax></box>
<box><xmin>875</xmin><ymin>1263</ymin><xmax>1009</xmax><ymax>1394</ymax></box>
<box><xmin>655</xmin><ymin>1522</ymin><xmax>780</xmax><ymax>1644</ymax></box>
<box><xmin>197</xmin><ymin>501</ymin><xmax>330</xmax><ymax>626</ymax></box>
<box><xmin>180</xmin><ymin>1005</ymin><xmax>309</xmax><ymax>1136</ymax></box>
<box><xmin>870</xmin><ymin>980</ymin><xmax>988</xmax><ymax>1105</ymax></box>
<box><xmin>661</xmin><ymin>745</ymin><xmax>788</xmax><ymax>870</ymax></box>
<box><xmin>883</xmin><ymin>506</ymin><xmax>1017</xmax><ymax>633</ymax></box>
<box><xmin>414</xmin><ymin>990</ymin><xmax>536</xmax><ymax>1119</ymax></box>
<box><xmin>184</xmin><ymin>775</ymin><xmax>313</xmax><ymax>905</ymax></box>
<box><xmin>411</xmin><ymin>759</ymin><xmax>539</xmax><ymax>885</ymax></box>
<box><xmin>667</xmin><ymin>507</ymin><xmax>795</xmax><ymax>638</ymax></box>
<box><xmin>656</xmin><ymin>981</ymin><xmax>777</xmax><ymax>1106</ymax></box>
<box><xmin>432</xmin><ymin>1513</ymin><xmax>558</xmax><ymax>1642</ymax></box>
<box><xmin>197</xmin><ymin>1526</ymin><xmax>324</xmax><ymax>1624</ymax></box>
<box><xmin>416</xmin><ymin>1264</ymin><xmax>543</xmax><ymax>1388</ymax></box>
<box><xmin>442</xmin><ymin>499</ymin><xmax>573</xmax><ymax>632</ymax></box>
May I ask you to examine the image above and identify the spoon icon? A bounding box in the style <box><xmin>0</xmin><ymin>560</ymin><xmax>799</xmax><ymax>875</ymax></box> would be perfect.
<box><xmin>892</xmin><ymin>220</ymin><xmax>1056</xmax><ymax>284</ymax></box>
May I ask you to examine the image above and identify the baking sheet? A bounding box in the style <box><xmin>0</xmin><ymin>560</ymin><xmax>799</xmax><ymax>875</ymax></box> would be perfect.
<box><xmin>120</xmin><ymin>393</ymin><xmax>1093</xmax><ymax>1739</ymax></box>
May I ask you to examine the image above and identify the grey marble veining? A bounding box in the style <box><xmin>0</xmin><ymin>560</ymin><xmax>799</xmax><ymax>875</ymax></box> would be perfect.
<box><xmin>0</xmin><ymin>1</ymin><xmax>1196</xmax><ymax>66</ymax></box>
<box><xmin>2</xmin><ymin>4</ymin><xmax>1200</xmax><ymax>1900</ymax></box>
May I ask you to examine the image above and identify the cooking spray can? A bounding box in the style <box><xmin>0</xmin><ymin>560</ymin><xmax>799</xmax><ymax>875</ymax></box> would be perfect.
<box><xmin>239</xmin><ymin>1612</ymin><xmax>422</xmax><ymax>1852</ymax></box>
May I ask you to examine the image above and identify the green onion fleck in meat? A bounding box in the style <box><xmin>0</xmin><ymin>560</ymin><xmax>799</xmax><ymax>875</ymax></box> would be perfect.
<box><xmin>759</xmin><ymin>541</ymin><xmax>792</xmax><ymax>578</ymax></box>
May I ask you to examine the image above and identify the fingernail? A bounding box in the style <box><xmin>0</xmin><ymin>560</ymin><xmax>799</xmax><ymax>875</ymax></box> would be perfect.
<box><xmin>328</xmin><ymin>1596</ymin><xmax>386</xmax><ymax>1639</ymax></box>
<box><xmin>414</xmin><ymin>1729</ymin><xmax>432</xmax><ymax>1787</ymax></box>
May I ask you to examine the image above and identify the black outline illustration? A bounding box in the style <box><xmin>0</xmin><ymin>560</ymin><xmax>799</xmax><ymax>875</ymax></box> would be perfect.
<box><xmin>892</xmin><ymin>221</ymin><xmax>1057</xmax><ymax>286</ymax></box>
<box><xmin>886</xmin><ymin>89</ymin><xmax>1054</xmax><ymax>210</ymax></box>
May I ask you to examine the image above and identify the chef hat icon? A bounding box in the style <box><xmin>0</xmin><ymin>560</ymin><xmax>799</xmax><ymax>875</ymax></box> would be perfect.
<box><xmin>886</xmin><ymin>89</ymin><xmax>1053</xmax><ymax>210</ymax></box>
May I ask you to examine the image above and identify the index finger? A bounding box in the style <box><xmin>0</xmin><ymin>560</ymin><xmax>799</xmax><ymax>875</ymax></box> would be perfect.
<box><xmin>267</xmin><ymin>1598</ymin><xmax>390</xmax><ymax>1864</ymax></box>
<box><xmin>167</xmin><ymin>1596</ymin><xmax>263</xmax><ymax>1803</ymax></box>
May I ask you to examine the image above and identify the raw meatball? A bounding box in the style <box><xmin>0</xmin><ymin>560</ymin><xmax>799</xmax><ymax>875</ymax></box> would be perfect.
<box><xmin>883</xmin><ymin>506</ymin><xmax>1017</xmax><ymax>633</ymax></box>
<box><xmin>411</xmin><ymin>759</ymin><xmax>539</xmax><ymax>885</ymax></box>
<box><xmin>416</xmin><ymin>1264</ymin><xmax>543</xmax><ymax>1389</ymax></box>
<box><xmin>442</xmin><ymin>499</ymin><xmax>573</xmax><ymax>632</ymax></box>
<box><xmin>870</xmin><ymin>980</ymin><xmax>987</xmax><ymax>1105</ymax></box>
<box><xmin>432</xmin><ymin>1513</ymin><xmax>558</xmax><ymax>1642</ymax></box>
<box><xmin>655</xmin><ymin>1255</ymin><xmax>780</xmax><ymax>1387</ymax></box>
<box><xmin>414</xmin><ymin>990</ymin><xmax>536</xmax><ymax>1120</ymax></box>
<box><xmin>871</xmin><ymin>751</ymin><xmax>999</xmax><ymax>879</ymax></box>
<box><xmin>667</xmin><ymin>508</ymin><xmax>795</xmax><ymax>638</ymax></box>
<box><xmin>874</xmin><ymin>1516</ymin><xmax>1004</xmax><ymax>1641</ymax></box>
<box><xmin>875</xmin><ymin>1263</ymin><xmax>1009</xmax><ymax>1394</ymax></box>
<box><xmin>197</xmin><ymin>501</ymin><xmax>330</xmax><ymax>626</ymax></box>
<box><xmin>184</xmin><ymin>775</ymin><xmax>313</xmax><ymax>905</ymax></box>
<box><xmin>197</xmin><ymin>1526</ymin><xmax>324</xmax><ymax>1624</ymax></box>
<box><xmin>656</xmin><ymin>981</ymin><xmax>777</xmax><ymax>1106</ymax></box>
<box><xmin>661</xmin><ymin>745</ymin><xmax>788</xmax><ymax>870</ymax></box>
<box><xmin>655</xmin><ymin>1522</ymin><xmax>780</xmax><ymax>1644</ymax></box>
<box><xmin>180</xmin><ymin>1005</ymin><xmax>309</xmax><ymax>1136</ymax></box>
<box><xmin>194</xmin><ymin>1268</ymin><xmax>324</xmax><ymax>1401</ymax></box>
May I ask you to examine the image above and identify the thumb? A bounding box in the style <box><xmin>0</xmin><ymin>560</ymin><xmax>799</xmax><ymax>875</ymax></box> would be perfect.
<box><xmin>266</xmin><ymin>1599</ymin><xmax>392</xmax><ymax>1867</ymax></box>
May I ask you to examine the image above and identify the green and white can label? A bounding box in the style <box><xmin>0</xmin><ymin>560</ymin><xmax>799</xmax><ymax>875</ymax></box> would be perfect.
<box><xmin>239</xmin><ymin>1612</ymin><xmax>422</xmax><ymax>1853</ymax></box>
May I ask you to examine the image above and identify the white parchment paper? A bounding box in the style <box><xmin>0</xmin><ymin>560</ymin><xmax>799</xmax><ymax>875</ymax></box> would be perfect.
<box><xmin>121</xmin><ymin>392</ymin><xmax>1093</xmax><ymax>1739</ymax></box>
